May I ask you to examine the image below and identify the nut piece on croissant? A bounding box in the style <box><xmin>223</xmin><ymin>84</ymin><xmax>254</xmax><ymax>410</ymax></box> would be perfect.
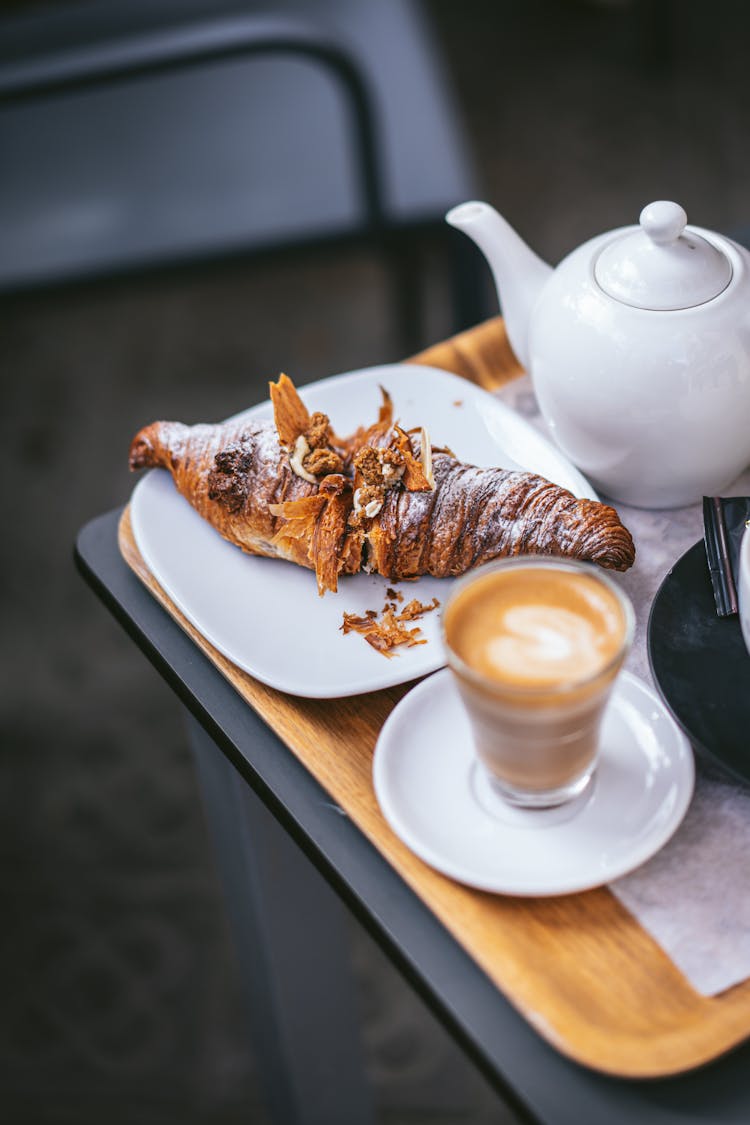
<box><xmin>129</xmin><ymin>376</ymin><xmax>635</xmax><ymax>594</ymax></box>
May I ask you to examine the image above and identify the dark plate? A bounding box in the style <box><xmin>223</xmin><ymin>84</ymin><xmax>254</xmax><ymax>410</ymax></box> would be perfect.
<box><xmin>648</xmin><ymin>539</ymin><xmax>750</xmax><ymax>786</ymax></box>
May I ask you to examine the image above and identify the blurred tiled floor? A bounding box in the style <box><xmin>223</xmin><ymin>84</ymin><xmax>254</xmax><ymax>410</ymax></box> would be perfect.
<box><xmin>4</xmin><ymin>1</ymin><xmax>750</xmax><ymax>1121</ymax></box>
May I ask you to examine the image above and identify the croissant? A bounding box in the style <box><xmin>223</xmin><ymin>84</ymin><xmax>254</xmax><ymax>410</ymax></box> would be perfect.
<box><xmin>129</xmin><ymin>375</ymin><xmax>635</xmax><ymax>594</ymax></box>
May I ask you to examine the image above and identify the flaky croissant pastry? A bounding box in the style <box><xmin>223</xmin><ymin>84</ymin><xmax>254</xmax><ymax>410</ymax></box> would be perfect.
<box><xmin>129</xmin><ymin>374</ymin><xmax>635</xmax><ymax>594</ymax></box>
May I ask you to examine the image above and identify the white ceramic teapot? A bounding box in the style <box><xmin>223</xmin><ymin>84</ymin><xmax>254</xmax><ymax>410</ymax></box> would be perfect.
<box><xmin>446</xmin><ymin>199</ymin><xmax>750</xmax><ymax>508</ymax></box>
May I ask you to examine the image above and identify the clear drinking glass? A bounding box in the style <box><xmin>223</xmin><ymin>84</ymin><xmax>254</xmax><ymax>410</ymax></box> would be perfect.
<box><xmin>443</xmin><ymin>556</ymin><xmax>635</xmax><ymax>809</ymax></box>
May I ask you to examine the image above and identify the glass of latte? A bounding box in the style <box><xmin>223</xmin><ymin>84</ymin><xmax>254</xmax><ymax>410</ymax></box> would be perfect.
<box><xmin>443</xmin><ymin>557</ymin><xmax>634</xmax><ymax>809</ymax></box>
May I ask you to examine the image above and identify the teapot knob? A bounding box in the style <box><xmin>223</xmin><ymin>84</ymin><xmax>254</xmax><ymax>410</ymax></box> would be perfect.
<box><xmin>640</xmin><ymin>200</ymin><xmax>688</xmax><ymax>244</ymax></box>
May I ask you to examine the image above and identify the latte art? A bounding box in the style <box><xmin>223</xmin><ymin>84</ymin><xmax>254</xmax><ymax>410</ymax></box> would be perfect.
<box><xmin>485</xmin><ymin>605</ymin><xmax>606</xmax><ymax>683</ymax></box>
<box><xmin>446</xmin><ymin>566</ymin><xmax>625</xmax><ymax>689</ymax></box>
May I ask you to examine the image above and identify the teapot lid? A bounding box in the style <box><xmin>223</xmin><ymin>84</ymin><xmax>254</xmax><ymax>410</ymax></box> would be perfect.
<box><xmin>594</xmin><ymin>201</ymin><xmax>732</xmax><ymax>310</ymax></box>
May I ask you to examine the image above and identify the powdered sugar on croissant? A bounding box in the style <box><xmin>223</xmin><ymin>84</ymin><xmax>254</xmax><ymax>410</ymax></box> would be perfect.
<box><xmin>129</xmin><ymin>374</ymin><xmax>635</xmax><ymax>594</ymax></box>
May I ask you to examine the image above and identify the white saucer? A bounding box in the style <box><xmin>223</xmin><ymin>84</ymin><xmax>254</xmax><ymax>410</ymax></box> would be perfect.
<box><xmin>373</xmin><ymin>669</ymin><xmax>694</xmax><ymax>896</ymax></box>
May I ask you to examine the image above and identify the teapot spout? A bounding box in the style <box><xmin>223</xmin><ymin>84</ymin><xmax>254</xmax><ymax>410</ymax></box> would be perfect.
<box><xmin>446</xmin><ymin>201</ymin><xmax>552</xmax><ymax>370</ymax></box>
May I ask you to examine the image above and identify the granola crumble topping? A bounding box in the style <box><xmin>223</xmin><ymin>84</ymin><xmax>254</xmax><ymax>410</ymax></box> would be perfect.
<box><xmin>304</xmin><ymin>446</ymin><xmax>344</xmax><ymax>476</ymax></box>
<box><xmin>288</xmin><ymin>411</ymin><xmax>344</xmax><ymax>482</ymax></box>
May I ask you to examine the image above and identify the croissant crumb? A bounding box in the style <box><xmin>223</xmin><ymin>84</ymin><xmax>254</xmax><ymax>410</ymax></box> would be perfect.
<box><xmin>341</xmin><ymin>594</ymin><xmax>441</xmax><ymax>657</ymax></box>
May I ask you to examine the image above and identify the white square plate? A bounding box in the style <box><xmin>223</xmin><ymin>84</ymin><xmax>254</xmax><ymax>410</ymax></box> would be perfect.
<box><xmin>130</xmin><ymin>364</ymin><xmax>596</xmax><ymax>697</ymax></box>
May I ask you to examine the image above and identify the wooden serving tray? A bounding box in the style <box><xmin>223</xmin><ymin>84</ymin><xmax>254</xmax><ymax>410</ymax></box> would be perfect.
<box><xmin>119</xmin><ymin>316</ymin><xmax>750</xmax><ymax>1078</ymax></box>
